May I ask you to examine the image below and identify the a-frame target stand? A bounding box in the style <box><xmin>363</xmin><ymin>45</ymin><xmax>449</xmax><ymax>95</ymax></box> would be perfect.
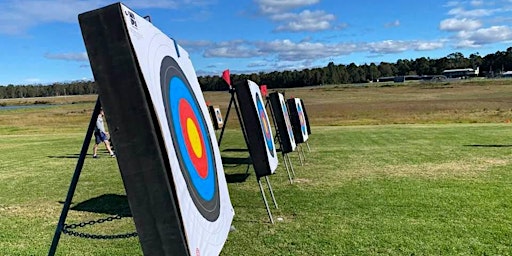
<box><xmin>48</xmin><ymin>98</ymin><xmax>136</xmax><ymax>256</ymax></box>
<box><xmin>217</xmin><ymin>82</ymin><xmax>278</xmax><ymax>224</ymax></box>
<box><xmin>265</xmin><ymin>98</ymin><xmax>295</xmax><ymax>184</ymax></box>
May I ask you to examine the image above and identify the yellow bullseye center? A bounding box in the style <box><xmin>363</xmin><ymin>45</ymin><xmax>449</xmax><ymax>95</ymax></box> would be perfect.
<box><xmin>187</xmin><ymin>118</ymin><xmax>202</xmax><ymax>158</ymax></box>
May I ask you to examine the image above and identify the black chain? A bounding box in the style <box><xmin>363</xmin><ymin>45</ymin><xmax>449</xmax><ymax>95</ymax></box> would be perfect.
<box><xmin>62</xmin><ymin>215</ymin><xmax>138</xmax><ymax>239</ymax></box>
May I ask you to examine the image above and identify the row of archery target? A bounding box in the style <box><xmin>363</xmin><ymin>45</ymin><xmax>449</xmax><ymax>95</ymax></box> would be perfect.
<box><xmin>207</xmin><ymin>79</ymin><xmax>312</xmax><ymax>181</ymax></box>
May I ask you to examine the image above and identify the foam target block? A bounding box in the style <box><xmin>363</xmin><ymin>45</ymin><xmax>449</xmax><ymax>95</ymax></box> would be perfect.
<box><xmin>208</xmin><ymin>105</ymin><xmax>224</xmax><ymax>130</ymax></box>
<box><xmin>235</xmin><ymin>80</ymin><xmax>278</xmax><ymax>178</ymax></box>
<box><xmin>269</xmin><ymin>92</ymin><xmax>296</xmax><ymax>153</ymax></box>
<box><xmin>287</xmin><ymin>98</ymin><xmax>309</xmax><ymax>144</ymax></box>
<box><xmin>79</xmin><ymin>3</ymin><xmax>234</xmax><ymax>256</ymax></box>
<box><xmin>300</xmin><ymin>98</ymin><xmax>312</xmax><ymax>135</ymax></box>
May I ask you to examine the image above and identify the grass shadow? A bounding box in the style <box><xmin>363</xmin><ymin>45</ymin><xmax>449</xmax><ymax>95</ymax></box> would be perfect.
<box><xmin>225</xmin><ymin>173</ymin><xmax>251</xmax><ymax>183</ymax></box>
<box><xmin>222</xmin><ymin>148</ymin><xmax>249</xmax><ymax>152</ymax></box>
<box><xmin>69</xmin><ymin>194</ymin><xmax>132</xmax><ymax>217</ymax></box>
<box><xmin>47</xmin><ymin>153</ymin><xmax>83</xmax><ymax>159</ymax></box>
<box><xmin>464</xmin><ymin>144</ymin><xmax>512</xmax><ymax>147</ymax></box>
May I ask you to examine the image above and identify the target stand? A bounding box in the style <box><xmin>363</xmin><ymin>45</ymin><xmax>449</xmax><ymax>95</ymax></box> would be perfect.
<box><xmin>221</xmin><ymin>79</ymin><xmax>280</xmax><ymax>224</ymax></box>
<box><xmin>266</xmin><ymin>96</ymin><xmax>295</xmax><ymax>184</ymax></box>
<box><xmin>49</xmin><ymin>98</ymin><xmax>137</xmax><ymax>255</ymax></box>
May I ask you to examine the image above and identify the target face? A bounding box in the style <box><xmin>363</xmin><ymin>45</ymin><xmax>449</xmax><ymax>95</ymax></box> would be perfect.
<box><xmin>300</xmin><ymin>98</ymin><xmax>312</xmax><ymax>135</ymax></box>
<box><xmin>296</xmin><ymin>101</ymin><xmax>308</xmax><ymax>136</ymax></box>
<box><xmin>280</xmin><ymin>94</ymin><xmax>296</xmax><ymax>147</ymax></box>
<box><xmin>160</xmin><ymin>56</ymin><xmax>219</xmax><ymax>221</ymax></box>
<box><xmin>269</xmin><ymin>92</ymin><xmax>296</xmax><ymax>153</ymax></box>
<box><xmin>256</xmin><ymin>92</ymin><xmax>275</xmax><ymax>157</ymax></box>
<box><xmin>208</xmin><ymin>105</ymin><xmax>224</xmax><ymax>130</ymax></box>
<box><xmin>215</xmin><ymin>109</ymin><xmax>223</xmax><ymax>124</ymax></box>
<box><xmin>118</xmin><ymin>4</ymin><xmax>234</xmax><ymax>255</ymax></box>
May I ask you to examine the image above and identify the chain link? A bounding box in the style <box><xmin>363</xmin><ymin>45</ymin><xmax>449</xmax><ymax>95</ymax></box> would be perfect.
<box><xmin>62</xmin><ymin>215</ymin><xmax>138</xmax><ymax>240</ymax></box>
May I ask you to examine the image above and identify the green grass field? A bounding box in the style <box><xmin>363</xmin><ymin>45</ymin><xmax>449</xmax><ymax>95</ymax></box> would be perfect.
<box><xmin>2</xmin><ymin>81</ymin><xmax>512</xmax><ymax>255</ymax></box>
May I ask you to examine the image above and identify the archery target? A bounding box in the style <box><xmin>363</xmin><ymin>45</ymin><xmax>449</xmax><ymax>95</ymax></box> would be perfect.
<box><xmin>235</xmin><ymin>80</ymin><xmax>278</xmax><ymax>178</ymax></box>
<box><xmin>208</xmin><ymin>105</ymin><xmax>224</xmax><ymax>130</ymax></box>
<box><xmin>287</xmin><ymin>98</ymin><xmax>309</xmax><ymax>144</ymax></box>
<box><xmin>300</xmin><ymin>98</ymin><xmax>312</xmax><ymax>135</ymax></box>
<box><xmin>120</xmin><ymin>4</ymin><xmax>234</xmax><ymax>255</ymax></box>
<box><xmin>269</xmin><ymin>92</ymin><xmax>296</xmax><ymax>153</ymax></box>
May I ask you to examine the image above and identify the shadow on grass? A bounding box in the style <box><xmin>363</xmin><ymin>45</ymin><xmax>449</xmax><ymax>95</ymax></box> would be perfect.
<box><xmin>221</xmin><ymin>156</ymin><xmax>252</xmax><ymax>165</ymax></box>
<box><xmin>464</xmin><ymin>144</ymin><xmax>512</xmax><ymax>147</ymax></box>
<box><xmin>47</xmin><ymin>153</ymin><xmax>83</xmax><ymax>159</ymax></box>
<box><xmin>225</xmin><ymin>173</ymin><xmax>251</xmax><ymax>183</ymax></box>
<box><xmin>222</xmin><ymin>148</ymin><xmax>248</xmax><ymax>152</ymax></box>
<box><xmin>68</xmin><ymin>194</ymin><xmax>132</xmax><ymax>217</ymax></box>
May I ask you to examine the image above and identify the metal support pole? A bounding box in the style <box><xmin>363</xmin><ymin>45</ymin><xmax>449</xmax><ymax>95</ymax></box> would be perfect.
<box><xmin>285</xmin><ymin>153</ymin><xmax>296</xmax><ymax>178</ymax></box>
<box><xmin>282</xmin><ymin>153</ymin><xmax>293</xmax><ymax>184</ymax></box>
<box><xmin>48</xmin><ymin>98</ymin><xmax>102</xmax><ymax>256</ymax></box>
<box><xmin>258</xmin><ymin>178</ymin><xmax>274</xmax><ymax>224</ymax></box>
<box><xmin>297</xmin><ymin>144</ymin><xmax>304</xmax><ymax>166</ymax></box>
<box><xmin>265</xmin><ymin>176</ymin><xmax>278</xmax><ymax>209</ymax></box>
<box><xmin>217</xmin><ymin>91</ymin><xmax>235</xmax><ymax>146</ymax></box>
<box><xmin>306</xmin><ymin>141</ymin><xmax>311</xmax><ymax>152</ymax></box>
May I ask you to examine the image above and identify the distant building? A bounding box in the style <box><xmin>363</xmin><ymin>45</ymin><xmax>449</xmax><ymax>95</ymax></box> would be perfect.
<box><xmin>502</xmin><ymin>71</ymin><xmax>512</xmax><ymax>78</ymax></box>
<box><xmin>442</xmin><ymin>67</ymin><xmax>479</xmax><ymax>78</ymax></box>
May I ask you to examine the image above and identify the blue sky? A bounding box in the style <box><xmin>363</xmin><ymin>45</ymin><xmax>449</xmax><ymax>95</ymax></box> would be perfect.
<box><xmin>1</xmin><ymin>0</ymin><xmax>512</xmax><ymax>85</ymax></box>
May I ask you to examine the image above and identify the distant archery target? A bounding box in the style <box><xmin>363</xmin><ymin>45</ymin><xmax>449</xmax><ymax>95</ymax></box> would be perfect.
<box><xmin>299</xmin><ymin>98</ymin><xmax>312</xmax><ymax>135</ymax></box>
<box><xmin>256</xmin><ymin>92</ymin><xmax>274</xmax><ymax>157</ymax></box>
<box><xmin>160</xmin><ymin>56</ymin><xmax>219</xmax><ymax>221</ymax></box>
<box><xmin>235</xmin><ymin>80</ymin><xmax>278</xmax><ymax>178</ymax></box>
<box><xmin>208</xmin><ymin>105</ymin><xmax>224</xmax><ymax>130</ymax></box>
<box><xmin>269</xmin><ymin>92</ymin><xmax>296</xmax><ymax>153</ymax></box>
<box><xmin>287</xmin><ymin>97</ymin><xmax>309</xmax><ymax>144</ymax></box>
<box><xmin>297</xmin><ymin>102</ymin><xmax>307</xmax><ymax>135</ymax></box>
<box><xmin>280</xmin><ymin>95</ymin><xmax>295</xmax><ymax>146</ymax></box>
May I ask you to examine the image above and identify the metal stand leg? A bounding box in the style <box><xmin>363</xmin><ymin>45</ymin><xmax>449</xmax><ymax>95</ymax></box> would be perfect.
<box><xmin>48</xmin><ymin>98</ymin><xmax>102</xmax><ymax>256</ymax></box>
<box><xmin>299</xmin><ymin>144</ymin><xmax>307</xmax><ymax>162</ymax></box>
<box><xmin>297</xmin><ymin>145</ymin><xmax>304</xmax><ymax>166</ymax></box>
<box><xmin>265</xmin><ymin>176</ymin><xmax>278</xmax><ymax>209</ymax></box>
<box><xmin>285</xmin><ymin>154</ymin><xmax>296</xmax><ymax>178</ymax></box>
<box><xmin>258</xmin><ymin>178</ymin><xmax>274</xmax><ymax>224</ymax></box>
<box><xmin>306</xmin><ymin>141</ymin><xmax>311</xmax><ymax>152</ymax></box>
<box><xmin>282</xmin><ymin>153</ymin><xmax>293</xmax><ymax>184</ymax></box>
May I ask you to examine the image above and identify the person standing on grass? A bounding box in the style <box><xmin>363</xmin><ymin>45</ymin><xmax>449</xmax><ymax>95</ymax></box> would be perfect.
<box><xmin>93</xmin><ymin>108</ymin><xmax>115</xmax><ymax>158</ymax></box>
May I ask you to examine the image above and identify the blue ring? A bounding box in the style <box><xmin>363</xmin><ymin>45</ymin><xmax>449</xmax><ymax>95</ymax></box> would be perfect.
<box><xmin>169</xmin><ymin>76</ymin><xmax>215</xmax><ymax>201</ymax></box>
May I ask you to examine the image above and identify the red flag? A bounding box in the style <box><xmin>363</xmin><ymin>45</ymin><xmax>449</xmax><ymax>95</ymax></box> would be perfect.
<box><xmin>260</xmin><ymin>85</ymin><xmax>267</xmax><ymax>97</ymax></box>
<box><xmin>222</xmin><ymin>69</ymin><xmax>231</xmax><ymax>89</ymax></box>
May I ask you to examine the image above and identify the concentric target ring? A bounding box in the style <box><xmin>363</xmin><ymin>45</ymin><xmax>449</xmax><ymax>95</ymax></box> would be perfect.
<box><xmin>281</xmin><ymin>99</ymin><xmax>295</xmax><ymax>144</ymax></box>
<box><xmin>255</xmin><ymin>92</ymin><xmax>274</xmax><ymax>157</ymax></box>
<box><xmin>297</xmin><ymin>103</ymin><xmax>307</xmax><ymax>136</ymax></box>
<box><xmin>160</xmin><ymin>56</ymin><xmax>220</xmax><ymax>222</ymax></box>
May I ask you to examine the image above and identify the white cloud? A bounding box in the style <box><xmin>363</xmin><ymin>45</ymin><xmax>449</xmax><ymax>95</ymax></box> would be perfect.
<box><xmin>439</xmin><ymin>18</ymin><xmax>482</xmax><ymax>31</ymax></box>
<box><xmin>447</xmin><ymin>7</ymin><xmax>495</xmax><ymax>17</ymax></box>
<box><xmin>255</xmin><ymin>0</ymin><xmax>319</xmax><ymax>14</ymax></box>
<box><xmin>272</xmin><ymin>10</ymin><xmax>335</xmax><ymax>32</ymax></box>
<box><xmin>415</xmin><ymin>41</ymin><xmax>445</xmax><ymax>51</ymax></box>
<box><xmin>0</xmin><ymin>0</ymin><xmax>192</xmax><ymax>35</ymax></box>
<box><xmin>456</xmin><ymin>25</ymin><xmax>512</xmax><ymax>46</ymax></box>
<box><xmin>384</xmin><ymin>20</ymin><xmax>400</xmax><ymax>28</ymax></box>
<box><xmin>470</xmin><ymin>0</ymin><xmax>484</xmax><ymax>6</ymax></box>
<box><xmin>44</xmin><ymin>52</ymin><xmax>89</xmax><ymax>61</ymax></box>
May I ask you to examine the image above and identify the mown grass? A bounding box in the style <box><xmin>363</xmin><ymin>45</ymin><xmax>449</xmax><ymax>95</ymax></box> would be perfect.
<box><xmin>1</xmin><ymin>80</ymin><xmax>512</xmax><ymax>255</ymax></box>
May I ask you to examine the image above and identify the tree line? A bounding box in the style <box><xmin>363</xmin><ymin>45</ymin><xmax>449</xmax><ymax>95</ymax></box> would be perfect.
<box><xmin>1</xmin><ymin>47</ymin><xmax>512</xmax><ymax>99</ymax></box>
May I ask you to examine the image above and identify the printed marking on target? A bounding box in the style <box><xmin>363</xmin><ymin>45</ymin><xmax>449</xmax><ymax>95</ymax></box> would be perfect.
<box><xmin>297</xmin><ymin>102</ymin><xmax>307</xmax><ymax>135</ymax></box>
<box><xmin>160</xmin><ymin>56</ymin><xmax>220</xmax><ymax>221</ymax></box>
<box><xmin>255</xmin><ymin>92</ymin><xmax>274</xmax><ymax>157</ymax></box>
<box><xmin>281</xmin><ymin>98</ymin><xmax>295</xmax><ymax>144</ymax></box>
